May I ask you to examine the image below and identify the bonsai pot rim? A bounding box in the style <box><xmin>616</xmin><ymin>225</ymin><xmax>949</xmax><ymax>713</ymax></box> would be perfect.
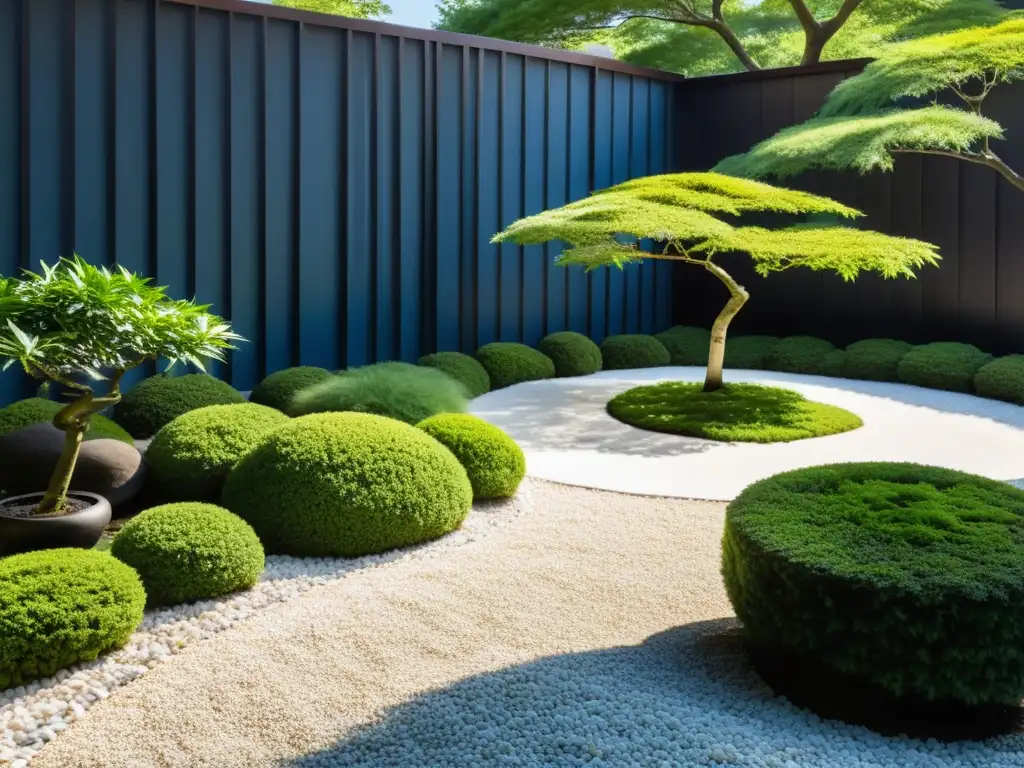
<box><xmin>0</xmin><ymin>491</ymin><xmax>112</xmax><ymax>555</ymax></box>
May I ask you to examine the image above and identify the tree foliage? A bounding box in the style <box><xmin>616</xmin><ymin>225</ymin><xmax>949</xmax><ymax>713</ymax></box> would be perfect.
<box><xmin>272</xmin><ymin>0</ymin><xmax>391</xmax><ymax>18</ymax></box>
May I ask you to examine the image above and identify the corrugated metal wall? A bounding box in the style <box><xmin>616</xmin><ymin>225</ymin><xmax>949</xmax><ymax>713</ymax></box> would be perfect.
<box><xmin>0</xmin><ymin>0</ymin><xmax>678</xmax><ymax>405</ymax></box>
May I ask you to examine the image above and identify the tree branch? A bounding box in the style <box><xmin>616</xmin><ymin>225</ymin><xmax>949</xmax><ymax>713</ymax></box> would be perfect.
<box><xmin>797</xmin><ymin>0</ymin><xmax>866</xmax><ymax>66</ymax></box>
<box><xmin>892</xmin><ymin>148</ymin><xmax>1024</xmax><ymax>192</ymax></box>
<box><xmin>701</xmin><ymin>19</ymin><xmax>761</xmax><ymax>71</ymax></box>
<box><xmin>787</xmin><ymin>0</ymin><xmax>820</xmax><ymax>33</ymax></box>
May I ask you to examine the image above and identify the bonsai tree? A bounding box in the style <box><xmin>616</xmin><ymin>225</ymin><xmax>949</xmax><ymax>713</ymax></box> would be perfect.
<box><xmin>0</xmin><ymin>257</ymin><xmax>241</xmax><ymax>514</ymax></box>
<box><xmin>714</xmin><ymin>18</ymin><xmax>1024</xmax><ymax>192</ymax></box>
<box><xmin>493</xmin><ymin>173</ymin><xmax>939</xmax><ymax>391</ymax></box>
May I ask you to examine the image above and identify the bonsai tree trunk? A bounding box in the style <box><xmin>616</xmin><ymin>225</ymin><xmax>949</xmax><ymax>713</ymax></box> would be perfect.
<box><xmin>703</xmin><ymin>260</ymin><xmax>749</xmax><ymax>393</ymax></box>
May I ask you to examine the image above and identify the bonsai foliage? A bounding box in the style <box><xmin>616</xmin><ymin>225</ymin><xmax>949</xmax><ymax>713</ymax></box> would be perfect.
<box><xmin>0</xmin><ymin>257</ymin><xmax>240</xmax><ymax>514</ymax></box>
<box><xmin>494</xmin><ymin>173</ymin><xmax>939</xmax><ymax>391</ymax></box>
<box><xmin>716</xmin><ymin>19</ymin><xmax>1024</xmax><ymax>192</ymax></box>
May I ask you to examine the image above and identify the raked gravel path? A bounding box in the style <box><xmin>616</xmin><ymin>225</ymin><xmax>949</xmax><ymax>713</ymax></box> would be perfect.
<box><xmin>32</xmin><ymin>481</ymin><xmax>1024</xmax><ymax>768</ymax></box>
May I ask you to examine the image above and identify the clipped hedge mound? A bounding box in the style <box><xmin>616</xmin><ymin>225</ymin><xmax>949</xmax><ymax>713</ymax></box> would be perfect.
<box><xmin>145</xmin><ymin>403</ymin><xmax>289</xmax><ymax>502</ymax></box>
<box><xmin>111</xmin><ymin>503</ymin><xmax>265</xmax><ymax>606</ymax></box>
<box><xmin>723</xmin><ymin>336</ymin><xmax>780</xmax><ymax>370</ymax></box>
<box><xmin>843</xmin><ymin>339</ymin><xmax>913</xmax><ymax>382</ymax></box>
<box><xmin>599</xmin><ymin>334</ymin><xmax>670</xmax><ymax>370</ymax></box>
<box><xmin>654</xmin><ymin>326</ymin><xmax>711</xmax><ymax>366</ymax></box>
<box><xmin>821</xmin><ymin>350</ymin><xmax>847</xmax><ymax>378</ymax></box>
<box><xmin>114</xmin><ymin>374</ymin><xmax>245</xmax><ymax>439</ymax></box>
<box><xmin>417</xmin><ymin>352</ymin><xmax>491</xmax><ymax>398</ymax></box>
<box><xmin>417</xmin><ymin>414</ymin><xmax>525</xmax><ymax>499</ymax></box>
<box><xmin>249</xmin><ymin>366</ymin><xmax>334</xmax><ymax>413</ymax></box>
<box><xmin>537</xmin><ymin>332</ymin><xmax>603</xmax><ymax>378</ymax></box>
<box><xmin>0</xmin><ymin>397</ymin><xmax>133</xmax><ymax>443</ymax></box>
<box><xmin>898</xmin><ymin>342</ymin><xmax>994</xmax><ymax>393</ymax></box>
<box><xmin>723</xmin><ymin>463</ymin><xmax>1024</xmax><ymax>706</ymax></box>
<box><xmin>289</xmin><ymin>362</ymin><xmax>467</xmax><ymax>425</ymax></box>
<box><xmin>975</xmin><ymin>356</ymin><xmax>1024</xmax><ymax>405</ymax></box>
<box><xmin>763</xmin><ymin>336</ymin><xmax>837</xmax><ymax>375</ymax></box>
<box><xmin>474</xmin><ymin>343</ymin><xmax>555</xmax><ymax>390</ymax></box>
<box><xmin>223</xmin><ymin>412</ymin><xmax>473</xmax><ymax>557</ymax></box>
<box><xmin>0</xmin><ymin>549</ymin><xmax>145</xmax><ymax>688</ymax></box>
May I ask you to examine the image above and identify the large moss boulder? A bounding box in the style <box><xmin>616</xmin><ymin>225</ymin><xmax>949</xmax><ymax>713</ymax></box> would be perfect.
<box><xmin>763</xmin><ymin>336</ymin><xmax>837</xmax><ymax>375</ymax></box>
<box><xmin>474</xmin><ymin>343</ymin><xmax>555</xmax><ymax>389</ymax></box>
<box><xmin>975</xmin><ymin>356</ymin><xmax>1024</xmax><ymax>404</ymax></box>
<box><xmin>898</xmin><ymin>342</ymin><xmax>993</xmax><ymax>393</ymax></box>
<box><xmin>654</xmin><ymin>326</ymin><xmax>711</xmax><ymax>366</ymax></box>
<box><xmin>249</xmin><ymin>366</ymin><xmax>334</xmax><ymax>413</ymax></box>
<box><xmin>536</xmin><ymin>332</ymin><xmax>603</xmax><ymax>378</ymax></box>
<box><xmin>599</xmin><ymin>335</ymin><xmax>670</xmax><ymax>370</ymax></box>
<box><xmin>842</xmin><ymin>339</ymin><xmax>913</xmax><ymax>382</ymax></box>
<box><xmin>723</xmin><ymin>336</ymin><xmax>780</xmax><ymax>370</ymax></box>
<box><xmin>417</xmin><ymin>414</ymin><xmax>525</xmax><ymax>499</ymax></box>
<box><xmin>417</xmin><ymin>352</ymin><xmax>491</xmax><ymax>398</ymax></box>
<box><xmin>114</xmin><ymin>374</ymin><xmax>245</xmax><ymax>439</ymax></box>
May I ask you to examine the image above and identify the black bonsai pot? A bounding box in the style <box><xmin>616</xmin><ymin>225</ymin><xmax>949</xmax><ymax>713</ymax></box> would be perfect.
<box><xmin>0</xmin><ymin>492</ymin><xmax>111</xmax><ymax>556</ymax></box>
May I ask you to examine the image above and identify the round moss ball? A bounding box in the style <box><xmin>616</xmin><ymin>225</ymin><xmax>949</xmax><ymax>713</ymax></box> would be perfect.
<box><xmin>249</xmin><ymin>366</ymin><xmax>334</xmax><ymax>413</ymax></box>
<box><xmin>417</xmin><ymin>413</ymin><xmax>525</xmax><ymax>499</ymax></box>
<box><xmin>536</xmin><ymin>332</ymin><xmax>603</xmax><ymax>378</ymax></box>
<box><xmin>599</xmin><ymin>334</ymin><xmax>670</xmax><ymax>370</ymax></box>
<box><xmin>111</xmin><ymin>503</ymin><xmax>265</xmax><ymax>606</ymax></box>
<box><xmin>654</xmin><ymin>326</ymin><xmax>711</xmax><ymax>366</ymax></box>
<box><xmin>723</xmin><ymin>463</ymin><xmax>1024</xmax><ymax>706</ymax></box>
<box><xmin>222</xmin><ymin>413</ymin><xmax>473</xmax><ymax>557</ymax></box>
<box><xmin>723</xmin><ymin>336</ymin><xmax>780</xmax><ymax>370</ymax></box>
<box><xmin>842</xmin><ymin>339</ymin><xmax>914</xmax><ymax>382</ymax></box>
<box><xmin>0</xmin><ymin>549</ymin><xmax>145</xmax><ymax>689</ymax></box>
<box><xmin>0</xmin><ymin>397</ymin><xmax>133</xmax><ymax>443</ymax></box>
<box><xmin>898</xmin><ymin>342</ymin><xmax>994</xmax><ymax>393</ymax></box>
<box><xmin>975</xmin><ymin>355</ymin><xmax>1024</xmax><ymax>404</ymax></box>
<box><xmin>114</xmin><ymin>374</ymin><xmax>246</xmax><ymax>439</ymax></box>
<box><xmin>418</xmin><ymin>352</ymin><xmax>491</xmax><ymax>398</ymax></box>
<box><xmin>820</xmin><ymin>350</ymin><xmax>847</xmax><ymax>378</ymax></box>
<box><xmin>763</xmin><ymin>336</ymin><xmax>837</xmax><ymax>375</ymax></box>
<box><xmin>145</xmin><ymin>403</ymin><xmax>290</xmax><ymax>502</ymax></box>
<box><xmin>474</xmin><ymin>343</ymin><xmax>555</xmax><ymax>389</ymax></box>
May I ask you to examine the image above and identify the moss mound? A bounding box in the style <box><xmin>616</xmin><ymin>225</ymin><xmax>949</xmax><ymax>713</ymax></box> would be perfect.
<box><xmin>723</xmin><ymin>336</ymin><xmax>780</xmax><ymax>370</ymax></box>
<box><xmin>145</xmin><ymin>403</ymin><xmax>290</xmax><ymax>502</ymax></box>
<box><xmin>599</xmin><ymin>334</ymin><xmax>670</xmax><ymax>370</ymax></box>
<box><xmin>474</xmin><ymin>343</ymin><xmax>555</xmax><ymax>390</ymax></box>
<box><xmin>843</xmin><ymin>339</ymin><xmax>914</xmax><ymax>382</ymax></box>
<box><xmin>607</xmin><ymin>382</ymin><xmax>862</xmax><ymax>443</ymax></box>
<box><xmin>114</xmin><ymin>374</ymin><xmax>245</xmax><ymax>439</ymax></box>
<box><xmin>898</xmin><ymin>342</ymin><xmax>994</xmax><ymax>393</ymax></box>
<box><xmin>222</xmin><ymin>413</ymin><xmax>473</xmax><ymax>557</ymax></box>
<box><xmin>821</xmin><ymin>350</ymin><xmax>847</xmax><ymax>378</ymax></box>
<box><xmin>536</xmin><ymin>332</ymin><xmax>603</xmax><ymax>378</ymax></box>
<box><xmin>249</xmin><ymin>366</ymin><xmax>334</xmax><ymax>413</ymax></box>
<box><xmin>764</xmin><ymin>336</ymin><xmax>837</xmax><ymax>375</ymax></box>
<box><xmin>417</xmin><ymin>352</ymin><xmax>491</xmax><ymax>398</ymax></box>
<box><xmin>0</xmin><ymin>397</ymin><xmax>133</xmax><ymax>443</ymax></box>
<box><xmin>654</xmin><ymin>326</ymin><xmax>711</xmax><ymax>366</ymax></box>
<box><xmin>417</xmin><ymin>413</ymin><xmax>525</xmax><ymax>499</ymax></box>
<box><xmin>975</xmin><ymin>356</ymin><xmax>1024</xmax><ymax>404</ymax></box>
<box><xmin>0</xmin><ymin>549</ymin><xmax>145</xmax><ymax>688</ymax></box>
<box><xmin>723</xmin><ymin>463</ymin><xmax>1024</xmax><ymax>706</ymax></box>
<box><xmin>111</xmin><ymin>503</ymin><xmax>264</xmax><ymax>606</ymax></box>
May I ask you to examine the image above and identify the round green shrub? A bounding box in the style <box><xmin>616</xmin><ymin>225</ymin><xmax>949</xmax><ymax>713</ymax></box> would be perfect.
<box><xmin>417</xmin><ymin>414</ymin><xmax>525</xmax><ymax>499</ymax></box>
<box><xmin>0</xmin><ymin>397</ymin><xmax>133</xmax><ymax>443</ymax></box>
<box><xmin>222</xmin><ymin>412</ymin><xmax>473</xmax><ymax>557</ymax></box>
<box><xmin>145</xmin><ymin>403</ymin><xmax>290</xmax><ymax>502</ymax></box>
<box><xmin>763</xmin><ymin>336</ymin><xmax>837</xmax><ymax>375</ymax></box>
<box><xmin>536</xmin><ymin>332</ymin><xmax>603</xmax><ymax>378</ymax></box>
<box><xmin>114</xmin><ymin>374</ymin><xmax>245</xmax><ymax>439</ymax></box>
<box><xmin>975</xmin><ymin>355</ymin><xmax>1024</xmax><ymax>404</ymax></box>
<box><xmin>842</xmin><ymin>339</ymin><xmax>914</xmax><ymax>382</ymax></box>
<box><xmin>898</xmin><ymin>342</ymin><xmax>994</xmax><ymax>393</ymax></box>
<box><xmin>599</xmin><ymin>334</ymin><xmax>670</xmax><ymax>370</ymax></box>
<box><xmin>288</xmin><ymin>362</ymin><xmax>467</xmax><ymax>425</ymax></box>
<box><xmin>417</xmin><ymin>352</ymin><xmax>491</xmax><ymax>398</ymax></box>
<box><xmin>111</xmin><ymin>503</ymin><xmax>265</xmax><ymax>606</ymax></box>
<box><xmin>249</xmin><ymin>366</ymin><xmax>334</xmax><ymax>413</ymax></box>
<box><xmin>474</xmin><ymin>343</ymin><xmax>556</xmax><ymax>389</ymax></box>
<box><xmin>821</xmin><ymin>350</ymin><xmax>847</xmax><ymax>378</ymax></box>
<box><xmin>654</xmin><ymin>326</ymin><xmax>711</xmax><ymax>366</ymax></box>
<box><xmin>724</xmin><ymin>463</ymin><xmax>1024</xmax><ymax>706</ymax></box>
<box><xmin>0</xmin><ymin>549</ymin><xmax>145</xmax><ymax>688</ymax></box>
<box><xmin>723</xmin><ymin>336</ymin><xmax>780</xmax><ymax>370</ymax></box>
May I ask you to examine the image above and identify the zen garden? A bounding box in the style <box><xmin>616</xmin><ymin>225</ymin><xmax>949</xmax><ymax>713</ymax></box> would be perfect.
<box><xmin>3</xmin><ymin>1</ymin><xmax>1024</xmax><ymax>767</ymax></box>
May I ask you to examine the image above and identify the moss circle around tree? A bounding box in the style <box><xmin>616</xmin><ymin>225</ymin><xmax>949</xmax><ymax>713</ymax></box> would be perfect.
<box><xmin>114</xmin><ymin>373</ymin><xmax>246</xmax><ymax>438</ymax></box>
<box><xmin>249</xmin><ymin>366</ymin><xmax>334</xmax><ymax>413</ymax></box>
<box><xmin>416</xmin><ymin>413</ymin><xmax>526</xmax><ymax>499</ymax></box>
<box><xmin>536</xmin><ymin>331</ymin><xmax>603</xmax><ymax>377</ymax></box>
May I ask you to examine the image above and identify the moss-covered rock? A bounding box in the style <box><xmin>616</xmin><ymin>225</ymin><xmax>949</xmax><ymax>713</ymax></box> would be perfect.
<box><xmin>249</xmin><ymin>366</ymin><xmax>334</xmax><ymax>413</ymax></box>
<box><xmin>599</xmin><ymin>335</ymin><xmax>670</xmax><ymax>370</ymax></box>
<box><xmin>0</xmin><ymin>397</ymin><xmax>132</xmax><ymax>443</ymax></box>
<box><xmin>897</xmin><ymin>342</ymin><xmax>993</xmax><ymax>393</ymax></box>
<box><xmin>975</xmin><ymin>355</ymin><xmax>1024</xmax><ymax>404</ymax></box>
<box><xmin>536</xmin><ymin>332</ymin><xmax>603</xmax><ymax>378</ymax></box>
<box><xmin>114</xmin><ymin>374</ymin><xmax>245</xmax><ymax>439</ymax></box>
<box><xmin>417</xmin><ymin>413</ymin><xmax>525</xmax><ymax>499</ymax></box>
<box><xmin>474</xmin><ymin>343</ymin><xmax>555</xmax><ymax>389</ymax></box>
<box><xmin>763</xmin><ymin>336</ymin><xmax>837</xmax><ymax>375</ymax></box>
<box><xmin>842</xmin><ymin>339</ymin><xmax>914</xmax><ymax>382</ymax></box>
<box><xmin>654</xmin><ymin>326</ymin><xmax>711</xmax><ymax>366</ymax></box>
<box><xmin>417</xmin><ymin>352</ymin><xmax>491</xmax><ymax>398</ymax></box>
<box><xmin>723</xmin><ymin>336</ymin><xmax>780</xmax><ymax>370</ymax></box>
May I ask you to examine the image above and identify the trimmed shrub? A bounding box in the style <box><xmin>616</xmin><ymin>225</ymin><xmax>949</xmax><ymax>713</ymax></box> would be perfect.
<box><xmin>0</xmin><ymin>549</ymin><xmax>145</xmax><ymax>688</ymax></box>
<box><xmin>0</xmin><ymin>397</ymin><xmax>132</xmax><ymax>443</ymax></box>
<box><xmin>417</xmin><ymin>413</ymin><xmax>525</xmax><ymax>499</ymax></box>
<box><xmin>821</xmin><ymin>350</ymin><xmax>847</xmax><ymax>378</ymax></box>
<box><xmin>898</xmin><ymin>342</ymin><xmax>994</xmax><ymax>393</ymax></box>
<box><xmin>289</xmin><ymin>362</ymin><xmax>467</xmax><ymax>425</ymax></box>
<box><xmin>537</xmin><ymin>332</ymin><xmax>603</xmax><ymax>378</ymax></box>
<box><xmin>723</xmin><ymin>463</ymin><xmax>1024</xmax><ymax>706</ymax></box>
<box><xmin>114</xmin><ymin>374</ymin><xmax>245</xmax><ymax>439</ymax></box>
<box><xmin>474</xmin><ymin>343</ymin><xmax>556</xmax><ymax>390</ymax></box>
<box><xmin>764</xmin><ymin>336</ymin><xmax>836</xmax><ymax>375</ymax></box>
<box><xmin>111</xmin><ymin>503</ymin><xmax>265</xmax><ymax>606</ymax></box>
<box><xmin>843</xmin><ymin>339</ymin><xmax>913</xmax><ymax>382</ymax></box>
<box><xmin>250</xmin><ymin>366</ymin><xmax>334</xmax><ymax>413</ymax></box>
<box><xmin>723</xmin><ymin>336</ymin><xmax>780</xmax><ymax>370</ymax></box>
<box><xmin>654</xmin><ymin>326</ymin><xmax>711</xmax><ymax>366</ymax></box>
<box><xmin>418</xmin><ymin>352</ymin><xmax>491</xmax><ymax>398</ymax></box>
<box><xmin>975</xmin><ymin>356</ymin><xmax>1024</xmax><ymax>404</ymax></box>
<box><xmin>599</xmin><ymin>334</ymin><xmax>670</xmax><ymax>370</ymax></box>
<box><xmin>222</xmin><ymin>412</ymin><xmax>473</xmax><ymax>557</ymax></box>
<box><xmin>145</xmin><ymin>403</ymin><xmax>290</xmax><ymax>502</ymax></box>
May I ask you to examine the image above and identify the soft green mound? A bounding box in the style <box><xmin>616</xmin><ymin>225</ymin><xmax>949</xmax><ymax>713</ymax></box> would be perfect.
<box><xmin>843</xmin><ymin>339</ymin><xmax>913</xmax><ymax>382</ymax></box>
<box><xmin>599</xmin><ymin>334</ymin><xmax>671</xmax><ymax>370</ymax></box>
<box><xmin>417</xmin><ymin>413</ymin><xmax>525</xmax><ymax>499</ymax></box>
<box><xmin>723</xmin><ymin>463</ymin><xmax>1024</xmax><ymax>706</ymax></box>
<box><xmin>763</xmin><ymin>336</ymin><xmax>837</xmax><ymax>375</ymax></box>
<box><xmin>145</xmin><ymin>403</ymin><xmax>290</xmax><ymax>502</ymax></box>
<box><xmin>821</xmin><ymin>349</ymin><xmax>847</xmax><ymax>378</ymax></box>
<box><xmin>975</xmin><ymin>356</ymin><xmax>1024</xmax><ymax>404</ymax></box>
<box><xmin>114</xmin><ymin>374</ymin><xmax>246</xmax><ymax>439</ymax></box>
<box><xmin>249</xmin><ymin>366</ymin><xmax>334</xmax><ymax>413</ymax></box>
<box><xmin>418</xmin><ymin>352</ymin><xmax>491</xmax><ymax>398</ymax></box>
<box><xmin>536</xmin><ymin>332</ymin><xmax>603</xmax><ymax>378</ymax></box>
<box><xmin>111</xmin><ymin>503</ymin><xmax>264</xmax><ymax>606</ymax></box>
<box><xmin>654</xmin><ymin>326</ymin><xmax>711</xmax><ymax>366</ymax></box>
<box><xmin>474</xmin><ymin>343</ymin><xmax>556</xmax><ymax>390</ymax></box>
<box><xmin>222</xmin><ymin>413</ymin><xmax>473</xmax><ymax>557</ymax></box>
<box><xmin>0</xmin><ymin>549</ymin><xmax>145</xmax><ymax>688</ymax></box>
<box><xmin>723</xmin><ymin>335</ymin><xmax>780</xmax><ymax>370</ymax></box>
<box><xmin>289</xmin><ymin>362</ymin><xmax>467</xmax><ymax>425</ymax></box>
<box><xmin>0</xmin><ymin>397</ymin><xmax>133</xmax><ymax>443</ymax></box>
<box><xmin>897</xmin><ymin>342</ymin><xmax>993</xmax><ymax>393</ymax></box>
<box><xmin>607</xmin><ymin>382</ymin><xmax>862</xmax><ymax>443</ymax></box>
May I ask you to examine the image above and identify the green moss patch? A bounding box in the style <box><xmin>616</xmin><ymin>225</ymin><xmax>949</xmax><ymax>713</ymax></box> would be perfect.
<box><xmin>0</xmin><ymin>397</ymin><xmax>133</xmax><ymax>443</ymax></box>
<box><xmin>114</xmin><ymin>374</ymin><xmax>245</xmax><ymax>439</ymax></box>
<box><xmin>599</xmin><ymin>334</ymin><xmax>670</xmax><ymax>370</ymax></box>
<box><xmin>537</xmin><ymin>332</ymin><xmax>603</xmax><ymax>377</ymax></box>
<box><xmin>417</xmin><ymin>352</ymin><xmax>491</xmax><ymax>398</ymax></box>
<box><xmin>249</xmin><ymin>366</ymin><xmax>334</xmax><ymax>413</ymax></box>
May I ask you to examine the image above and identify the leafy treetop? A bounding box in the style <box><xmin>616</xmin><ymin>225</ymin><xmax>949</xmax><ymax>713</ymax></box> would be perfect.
<box><xmin>272</xmin><ymin>0</ymin><xmax>391</xmax><ymax>18</ymax></box>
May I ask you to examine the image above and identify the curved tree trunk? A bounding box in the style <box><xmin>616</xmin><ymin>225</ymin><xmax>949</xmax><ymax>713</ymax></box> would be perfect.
<box><xmin>703</xmin><ymin>260</ymin><xmax>749</xmax><ymax>393</ymax></box>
